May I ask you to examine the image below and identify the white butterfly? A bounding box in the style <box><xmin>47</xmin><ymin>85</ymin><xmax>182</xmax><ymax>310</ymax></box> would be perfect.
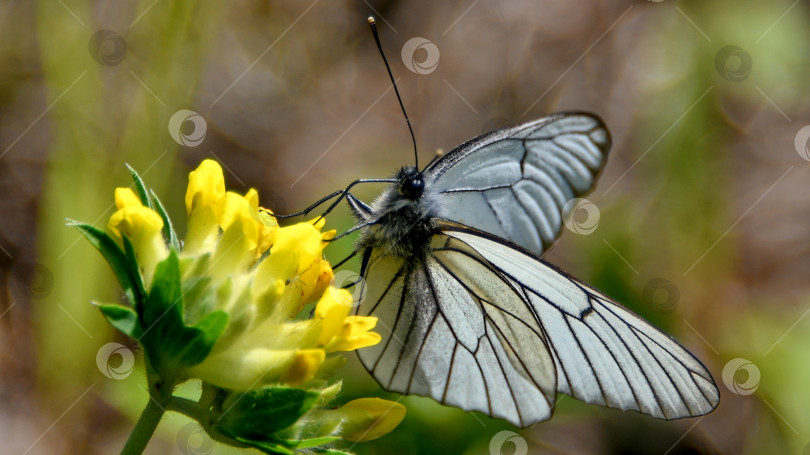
<box><xmin>338</xmin><ymin>112</ymin><xmax>719</xmax><ymax>427</ymax></box>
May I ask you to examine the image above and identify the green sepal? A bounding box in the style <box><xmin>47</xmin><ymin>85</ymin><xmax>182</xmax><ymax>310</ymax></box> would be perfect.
<box><xmin>313</xmin><ymin>449</ymin><xmax>353</xmax><ymax>455</ymax></box>
<box><xmin>277</xmin><ymin>436</ymin><xmax>341</xmax><ymax>450</ymax></box>
<box><xmin>70</xmin><ymin>222</ymin><xmax>145</xmax><ymax>305</ymax></box>
<box><xmin>218</xmin><ymin>387</ymin><xmax>321</xmax><ymax>441</ymax></box>
<box><xmin>231</xmin><ymin>435</ymin><xmax>344</xmax><ymax>455</ymax></box>
<box><xmin>231</xmin><ymin>439</ymin><xmax>294</xmax><ymax>455</ymax></box>
<box><xmin>95</xmin><ymin>302</ymin><xmax>142</xmax><ymax>338</ymax></box>
<box><xmin>121</xmin><ymin>235</ymin><xmax>146</xmax><ymax>312</ymax></box>
<box><xmin>181</xmin><ymin>275</ymin><xmax>215</xmax><ymax>326</ymax></box>
<box><xmin>151</xmin><ymin>189</ymin><xmax>180</xmax><ymax>251</ymax></box>
<box><xmin>143</xmin><ymin>249</ymin><xmax>183</xmax><ymax>329</ymax></box>
<box><xmin>126</xmin><ymin>163</ymin><xmax>154</xmax><ymax>210</ymax></box>
<box><xmin>182</xmin><ymin>310</ymin><xmax>228</xmax><ymax>365</ymax></box>
<box><xmin>141</xmin><ymin>251</ymin><xmax>228</xmax><ymax>373</ymax></box>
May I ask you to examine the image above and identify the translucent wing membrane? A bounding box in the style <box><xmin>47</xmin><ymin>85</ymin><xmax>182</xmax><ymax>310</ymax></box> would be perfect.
<box><xmin>356</xmin><ymin>222</ymin><xmax>718</xmax><ymax>427</ymax></box>
<box><xmin>356</xmin><ymin>244</ymin><xmax>557</xmax><ymax>427</ymax></box>
<box><xmin>441</xmin><ymin>222</ymin><xmax>719</xmax><ymax>420</ymax></box>
<box><xmin>426</xmin><ymin>113</ymin><xmax>610</xmax><ymax>256</ymax></box>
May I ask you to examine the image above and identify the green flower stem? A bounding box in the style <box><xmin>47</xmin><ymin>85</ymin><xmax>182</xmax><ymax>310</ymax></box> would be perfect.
<box><xmin>120</xmin><ymin>362</ymin><xmax>174</xmax><ymax>455</ymax></box>
<box><xmin>120</xmin><ymin>393</ymin><xmax>170</xmax><ymax>455</ymax></box>
<box><xmin>167</xmin><ymin>396</ymin><xmax>207</xmax><ymax>422</ymax></box>
<box><xmin>168</xmin><ymin>395</ymin><xmax>251</xmax><ymax>450</ymax></box>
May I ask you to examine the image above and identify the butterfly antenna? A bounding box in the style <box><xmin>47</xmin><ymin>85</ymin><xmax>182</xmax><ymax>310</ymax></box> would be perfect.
<box><xmin>368</xmin><ymin>16</ymin><xmax>419</xmax><ymax>170</ymax></box>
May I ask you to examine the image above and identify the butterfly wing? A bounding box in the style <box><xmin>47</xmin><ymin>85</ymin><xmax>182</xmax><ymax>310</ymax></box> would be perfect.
<box><xmin>425</xmin><ymin>112</ymin><xmax>610</xmax><ymax>256</ymax></box>
<box><xmin>356</xmin><ymin>221</ymin><xmax>718</xmax><ymax>426</ymax></box>
<box><xmin>438</xmin><ymin>221</ymin><xmax>720</xmax><ymax>420</ymax></box>
<box><xmin>356</xmin><ymin>240</ymin><xmax>558</xmax><ymax>427</ymax></box>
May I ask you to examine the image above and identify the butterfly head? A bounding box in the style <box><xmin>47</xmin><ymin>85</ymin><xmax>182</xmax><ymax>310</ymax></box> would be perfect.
<box><xmin>398</xmin><ymin>166</ymin><xmax>424</xmax><ymax>200</ymax></box>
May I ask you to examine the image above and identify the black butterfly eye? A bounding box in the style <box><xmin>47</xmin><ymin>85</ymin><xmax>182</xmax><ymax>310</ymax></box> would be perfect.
<box><xmin>400</xmin><ymin>176</ymin><xmax>424</xmax><ymax>200</ymax></box>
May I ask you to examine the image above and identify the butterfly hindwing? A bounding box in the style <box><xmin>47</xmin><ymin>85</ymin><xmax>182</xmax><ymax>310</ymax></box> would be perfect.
<box><xmin>440</xmin><ymin>221</ymin><xmax>720</xmax><ymax>419</ymax></box>
<box><xmin>426</xmin><ymin>113</ymin><xmax>611</xmax><ymax>256</ymax></box>
<box><xmin>357</xmin><ymin>239</ymin><xmax>557</xmax><ymax>427</ymax></box>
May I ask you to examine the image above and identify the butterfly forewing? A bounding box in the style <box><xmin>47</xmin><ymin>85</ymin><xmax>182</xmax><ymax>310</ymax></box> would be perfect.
<box><xmin>426</xmin><ymin>113</ymin><xmax>611</xmax><ymax>256</ymax></box>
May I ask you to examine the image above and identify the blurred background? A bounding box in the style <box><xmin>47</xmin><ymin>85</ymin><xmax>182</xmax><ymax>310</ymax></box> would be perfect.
<box><xmin>1</xmin><ymin>0</ymin><xmax>809</xmax><ymax>453</ymax></box>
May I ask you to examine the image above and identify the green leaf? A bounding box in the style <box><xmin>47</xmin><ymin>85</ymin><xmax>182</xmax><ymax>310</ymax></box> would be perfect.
<box><xmin>181</xmin><ymin>275</ymin><xmax>214</xmax><ymax>324</ymax></box>
<box><xmin>176</xmin><ymin>310</ymin><xmax>228</xmax><ymax>366</ymax></box>
<box><xmin>126</xmin><ymin>163</ymin><xmax>154</xmax><ymax>209</ymax></box>
<box><xmin>151</xmin><ymin>190</ymin><xmax>180</xmax><ymax>251</ymax></box>
<box><xmin>96</xmin><ymin>302</ymin><xmax>142</xmax><ymax>338</ymax></box>
<box><xmin>139</xmin><ymin>252</ymin><xmax>227</xmax><ymax>373</ymax></box>
<box><xmin>71</xmin><ymin>222</ymin><xmax>144</xmax><ymax>305</ymax></box>
<box><xmin>219</xmin><ymin>387</ymin><xmax>321</xmax><ymax>441</ymax></box>
<box><xmin>144</xmin><ymin>249</ymin><xmax>183</xmax><ymax>327</ymax></box>
<box><xmin>121</xmin><ymin>235</ymin><xmax>146</xmax><ymax>312</ymax></box>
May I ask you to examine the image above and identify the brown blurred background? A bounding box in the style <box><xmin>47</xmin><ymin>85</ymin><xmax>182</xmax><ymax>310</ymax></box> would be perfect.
<box><xmin>1</xmin><ymin>0</ymin><xmax>809</xmax><ymax>454</ymax></box>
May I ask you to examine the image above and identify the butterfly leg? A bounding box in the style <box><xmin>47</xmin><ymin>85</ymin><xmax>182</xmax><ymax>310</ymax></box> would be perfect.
<box><xmin>275</xmin><ymin>178</ymin><xmax>396</xmax><ymax>220</ymax></box>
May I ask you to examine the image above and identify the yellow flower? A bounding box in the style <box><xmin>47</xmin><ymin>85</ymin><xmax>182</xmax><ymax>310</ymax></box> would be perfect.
<box><xmin>340</xmin><ymin>398</ymin><xmax>407</xmax><ymax>442</ymax></box>
<box><xmin>107</xmin><ymin>188</ymin><xmax>167</xmax><ymax>286</ymax></box>
<box><xmin>315</xmin><ymin>289</ymin><xmax>381</xmax><ymax>352</ymax></box>
<box><xmin>184</xmin><ymin>159</ymin><xmax>226</xmax><ymax>255</ymax></box>
<box><xmin>93</xmin><ymin>159</ymin><xmax>404</xmax><ymax>451</ymax></box>
<box><xmin>178</xmin><ymin>160</ymin><xmax>384</xmax><ymax>392</ymax></box>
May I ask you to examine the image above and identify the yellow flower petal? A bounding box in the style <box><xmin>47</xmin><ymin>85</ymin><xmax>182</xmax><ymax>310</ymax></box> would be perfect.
<box><xmin>297</xmin><ymin>258</ymin><xmax>324</xmax><ymax>305</ymax></box>
<box><xmin>183</xmin><ymin>161</ymin><xmax>227</xmax><ymax>255</ymax></box>
<box><xmin>189</xmin><ymin>348</ymin><xmax>296</xmax><ymax>390</ymax></box>
<box><xmin>340</xmin><ymin>398</ymin><xmax>406</xmax><ymax>442</ymax></box>
<box><xmin>280</xmin><ymin>349</ymin><xmax>326</xmax><ymax>384</ymax></box>
<box><xmin>107</xmin><ymin>205</ymin><xmax>167</xmax><ymax>286</ymax></box>
<box><xmin>325</xmin><ymin>316</ymin><xmax>381</xmax><ymax>352</ymax></box>
<box><xmin>210</xmin><ymin>192</ymin><xmax>259</xmax><ymax>277</ymax></box>
<box><xmin>108</xmin><ymin>206</ymin><xmax>163</xmax><ymax>239</ymax></box>
<box><xmin>185</xmin><ymin>159</ymin><xmax>225</xmax><ymax>216</ymax></box>
<box><xmin>310</xmin><ymin>260</ymin><xmax>334</xmax><ymax>303</ymax></box>
<box><xmin>114</xmin><ymin>187</ymin><xmax>143</xmax><ymax>209</ymax></box>
<box><xmin>183</xmin><ymin>205</ymin><xmax>219</xmax><ymax>255</ymax></box>
<box><xmin>315</xmin><ymin>288</ymin><xmax>352</xmax><ymax>345</ymax></box>
<box><xmin>271</xmin><ymin>221</ymin><xmax>328</xmax><ymax>273</ymax></box>
<box><xmin>244</xmin><ymin>189</ymin><xmax>278</xmax><ymax>257</ymax></box>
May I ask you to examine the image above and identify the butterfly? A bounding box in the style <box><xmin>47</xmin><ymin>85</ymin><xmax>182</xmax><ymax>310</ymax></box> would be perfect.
<box><xmin>289</xmin><ymin>18</ymin><xmax>719</xmax><ymax>428</ymax></box>
<box><xmin>344</xmin><ymin>112</ymin><xmax>719</xmax><ymax>427</ymax></box>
